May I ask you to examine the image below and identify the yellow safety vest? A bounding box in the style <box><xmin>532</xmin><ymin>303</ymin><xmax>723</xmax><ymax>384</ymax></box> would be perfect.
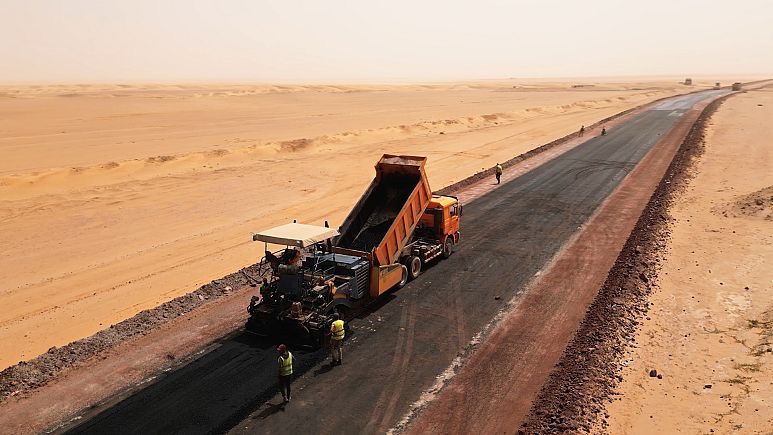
<box><xmin>279</xmin><ymin>352</ymin><xmax>293</xmax><ymax>376</ymax></box>
<box><xmin>495</xmin><ymin>164</ymin><xmax>503</xmax><ymax>175</ymax></box>
<box><xmin>331</xmin><ymin>319</ymin><xmax>345</xmax><ymax>341</ymax></box>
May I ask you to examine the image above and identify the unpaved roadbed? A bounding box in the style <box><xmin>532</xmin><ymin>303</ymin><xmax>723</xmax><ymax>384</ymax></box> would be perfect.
<box><xmin>517</xmin><ymin>93</ymin><xmax>734</xmax><ymax>434</ymax></box>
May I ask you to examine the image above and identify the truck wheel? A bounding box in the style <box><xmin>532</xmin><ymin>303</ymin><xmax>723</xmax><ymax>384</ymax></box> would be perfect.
<box><xmin>442</xmin><ymin>237</ymin><xmax>454</xmax><ymax>259</ymax></box>
<box><xmin>408</xmin><ymin>256</ymin><xmax>422</xmax><ymax>280</ymax></box>
<box><xmin>396</xmin><ymin>264</ymin><xmax>409</xmax><ymax>288</ymax></box>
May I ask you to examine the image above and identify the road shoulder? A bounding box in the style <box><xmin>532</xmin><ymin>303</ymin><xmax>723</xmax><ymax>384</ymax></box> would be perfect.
<box><xmin>605</xmin><ymin>86</ymin><xmax>773</xmax><ymax>433</ymax></box>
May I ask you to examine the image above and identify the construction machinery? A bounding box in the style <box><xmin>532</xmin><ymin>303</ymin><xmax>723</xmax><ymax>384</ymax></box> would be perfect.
<box><xmin>246</xmin><ymin>155</ymin><xmax>462</xmax><ymax>345</ymax></box>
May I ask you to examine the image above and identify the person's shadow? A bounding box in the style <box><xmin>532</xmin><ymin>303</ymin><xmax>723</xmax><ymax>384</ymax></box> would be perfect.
<box><xmin>254</xmin><ymin>402</ymin><xmax>286</xmax><ymax>420</ymax></box>
<box><xmin>313</xmin><ymin>361</ymin><xmax>336</xmax><ymax>376</ymax></box>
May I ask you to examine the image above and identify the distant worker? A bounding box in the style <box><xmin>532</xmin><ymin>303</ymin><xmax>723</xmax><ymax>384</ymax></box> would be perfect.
<box><xmin>601</xmin><ymin>127</ymin><xmax>607</xmax><ymax>136</ymax></box>
<box><xmin>248</xmin><ymin>295</ymin><xmax>259</xmax><ymax>314</ymax></box>
<box><xmin>247</xmin><ymin>280</ymin><xmax>268</xmax><ymax>313</ymax></box>
<box><xmin>277</xmin><ymin>344</ymin><xmax>293</xmax><ymax>403</ymax></box>
<box><xmin>247</xmin><ymin>278</ymin><xmax>269</xmax><ymax>309</ymax></box>
<box><xmin>330</xmin><ymin>312</ymin><xmax>345</xmax><ymax>365</ymax></box>
<box><xmin>579</xmin><ymin>125</ymin><xmax>585</xmax><ymax>137</ymax></box>
<box><xmin>495</xmin><ymin>163</ymin><xmax>503</xmax><ymax>184</ymax></box>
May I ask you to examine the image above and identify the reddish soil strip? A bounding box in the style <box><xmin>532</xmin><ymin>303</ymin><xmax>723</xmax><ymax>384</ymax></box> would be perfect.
<box><xmin>403</xmin><ymin>94</ymin><xmax>729</xmax><ymax>434</ymax></box>
<box><xmin>516</xmin><ymin>94</ymin><xmax>736</xmax><ymax>434</ymax></box>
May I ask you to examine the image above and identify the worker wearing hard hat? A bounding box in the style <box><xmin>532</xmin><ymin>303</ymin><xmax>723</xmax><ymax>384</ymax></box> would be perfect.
<box><xmin>277</xmin><ymin>344</ymin><xmax>293</xmax><ymax>403</ymax></box>
<box><xmin>495</xmin><ymin>163</ymin><xmax>503</xmax><ymax>184</ymax></box>
<box><xmin>330</xmin><ymin>313</ymin><xmax>345</xmax><ymax>365</ymax></box>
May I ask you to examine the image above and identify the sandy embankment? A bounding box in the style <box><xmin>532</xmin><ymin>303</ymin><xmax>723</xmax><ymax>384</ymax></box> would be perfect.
<box><xmin>605</xmin><ymin>87</ymin><xmax>773</xmax><ymax>432</ymax></box>
<box><xmin>0</xmin><ymin>80</ymin><xmax>693</xmax><ymax>369</ymax></box>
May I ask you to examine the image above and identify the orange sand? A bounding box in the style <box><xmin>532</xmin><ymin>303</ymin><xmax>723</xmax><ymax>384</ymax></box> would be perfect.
<box><xmin>605</xmin><ymin>86</ymin><xmax>773</xmax><ymax>433</ymax></box>
<box><xmin>0</xmin><ymin>79</ymin><xmax>696</xmax><ymax>369</ymax></box>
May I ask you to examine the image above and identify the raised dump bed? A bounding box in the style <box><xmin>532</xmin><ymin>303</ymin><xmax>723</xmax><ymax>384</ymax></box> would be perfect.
<box><xmin>336</xmin><ymin>154</ymin><xmax>432</xmax><ymax>267</ymax></box>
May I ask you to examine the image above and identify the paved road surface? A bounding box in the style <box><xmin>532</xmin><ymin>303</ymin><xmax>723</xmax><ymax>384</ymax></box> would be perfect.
<box><xmin>64</xmin><ymin>90</ymin><xmax>726</xmax><ymax>435</ymax></box>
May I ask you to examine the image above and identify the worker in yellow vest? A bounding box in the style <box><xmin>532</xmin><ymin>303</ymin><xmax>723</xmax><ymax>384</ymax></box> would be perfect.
<box><xmin>495</xmin><ymin>163</ymin><xmax>503</xmax><ymax>184</ymax></box>
<box><xmin>277</xmin><ymin>344</ymin><xmax>293</xmax><ymax>403</ymax></box>
<box><xmin>330</xmin><ymin>313</ymin><xmax>345</xmax><ymax>365</ymax></box>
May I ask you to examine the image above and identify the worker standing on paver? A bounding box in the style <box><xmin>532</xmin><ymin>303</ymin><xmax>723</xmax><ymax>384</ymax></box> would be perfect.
<box><xmin>248</xmin><ymin>278</ymin><xmax>270</xmax><ymax>312</ymax></box>
<box><xmin>495</xmin><ymin>163</ymin><xmax>503</xmax><ymax>184</ymax></box>
<box><xmin>277</xmin><ymin>344</ymin><xmax>293</xmax><ymax>403</ymax></box>
<box><xmin>330</xmin><ymin>313</ymin><xmax>345</xmax><ymax>365</ymax></box>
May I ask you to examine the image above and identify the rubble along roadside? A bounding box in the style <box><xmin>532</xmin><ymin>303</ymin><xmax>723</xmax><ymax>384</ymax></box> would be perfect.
<box><xmin>517</xmin><ymin>92</ymin><xmax>736</xmax><ymax>434</ymax></box>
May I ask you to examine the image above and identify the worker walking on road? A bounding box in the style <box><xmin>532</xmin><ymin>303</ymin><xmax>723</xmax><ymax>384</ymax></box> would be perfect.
<box><xmin>495</xmin><ymin>163</ymin><xmax>503</xmax><ymax>184</ymax></box>
<box><xmin>277</xmin><ymin>344</ymin><xmax>293</xmax><ymax>403</ymax></box>
<box><xmin>579</xmin><ymin>125</ymin><xmax>585</xmax><ymax>137</ymax></box>
<box><xmin>601</xmin><ymin>127</ymin><xmax>607</xmax><ymax>136</ymax></box>
<box><xmin>330</xmin><ymin>313</ymin><xmax>345</xmax><ymax>365</ymax></box>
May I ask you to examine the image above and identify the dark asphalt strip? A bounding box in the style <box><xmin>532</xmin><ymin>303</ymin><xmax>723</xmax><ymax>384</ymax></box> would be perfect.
<box><xmin>63</xmin><ymin>91</ymin><xmax>723</xmax><ymax>435</ymax></box>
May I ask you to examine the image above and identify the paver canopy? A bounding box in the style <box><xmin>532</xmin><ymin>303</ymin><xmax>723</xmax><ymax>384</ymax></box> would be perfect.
<box><xmin>253</xmin><ymin>223</ymin><xmax>339</xmax><ymax>248</ymax></box>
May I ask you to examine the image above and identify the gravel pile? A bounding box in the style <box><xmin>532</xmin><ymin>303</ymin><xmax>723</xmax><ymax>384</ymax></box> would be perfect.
<box><xmin>517</xmin><ymin>94</ymin><xmax>733</xmax><ymax>434</ymax></box>
<box><xmin>714</xmin><ymin>185</ymin><xmax>773</xmax><ymax>220</ymax></box>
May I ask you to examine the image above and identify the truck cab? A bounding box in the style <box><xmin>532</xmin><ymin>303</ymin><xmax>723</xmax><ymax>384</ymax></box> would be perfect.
<box><xmin>419</xmin><ymin>195</ymin><xmax>461</xmax><ymax>245</ymax></box>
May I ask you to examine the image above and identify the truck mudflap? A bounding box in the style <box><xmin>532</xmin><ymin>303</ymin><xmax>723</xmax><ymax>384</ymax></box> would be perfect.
<box><xmin>369</xmin><ymin>263</ymin><xmax>406</xmax><ymax>297</ymax></box>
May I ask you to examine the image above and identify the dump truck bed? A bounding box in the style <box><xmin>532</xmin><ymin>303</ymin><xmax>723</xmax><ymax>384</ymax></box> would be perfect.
<box><xmin>336</xmin><ymin>155</ymin><xmax>432</xmax><ymax>266</ymax></box>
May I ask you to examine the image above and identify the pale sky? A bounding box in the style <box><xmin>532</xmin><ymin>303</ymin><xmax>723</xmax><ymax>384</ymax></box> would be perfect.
<box><xmin>1</xmin><ymin>0</ymin><xmax>771</xmax><ymax>83</ymax></box>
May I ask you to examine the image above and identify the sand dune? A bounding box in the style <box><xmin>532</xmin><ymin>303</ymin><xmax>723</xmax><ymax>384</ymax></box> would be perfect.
<box><xmin>0</xmin><ymin>79</ymin><xmax>700</xmax><ymax>369</ymax></box>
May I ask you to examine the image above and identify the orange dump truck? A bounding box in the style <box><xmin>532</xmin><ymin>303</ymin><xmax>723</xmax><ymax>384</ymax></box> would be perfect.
<box><xmin>247</xmin><ymin>154</ymin><xmax>461</xmax><ymax>344</ymax></box>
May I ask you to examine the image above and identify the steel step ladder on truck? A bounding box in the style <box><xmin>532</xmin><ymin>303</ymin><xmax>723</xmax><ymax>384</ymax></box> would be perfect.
<box><xmin>246</xmin><ymin>154</ymin><xmax>462</xmax><ymax>346</ymax></box>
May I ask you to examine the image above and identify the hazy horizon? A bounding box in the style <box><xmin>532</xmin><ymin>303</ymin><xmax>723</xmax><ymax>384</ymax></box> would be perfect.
<box><xmin>2</xmin><ymin>0</ymin><xmax>772</xmax><ymax>84</ymax></box>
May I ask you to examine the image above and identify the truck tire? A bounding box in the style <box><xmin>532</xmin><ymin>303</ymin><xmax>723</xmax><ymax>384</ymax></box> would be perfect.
<box><xmin>396</xmin><ymin>264</ymin><xmax>409</xmax><ymax>288</ymax></box>
<box><xmin>408</xmin><ymin>256</ymin><xmax>422</xmax><ymax>280</ymax></box>
<box><xmin>442</xmin><ymin>237</ymin><xmax>454</xmax><ymax>259</ymax></box>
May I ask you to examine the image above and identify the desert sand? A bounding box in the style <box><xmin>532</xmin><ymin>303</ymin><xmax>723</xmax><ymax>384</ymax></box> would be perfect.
<box><xmin>605</xmin><ymin>86</ymin><xmax>773</xmax><ymax>433</ymax></box>
<box><xmin>0</xmin><ymin>79</ymin><xmax>696</xmax><ymax>369</ymax></box>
